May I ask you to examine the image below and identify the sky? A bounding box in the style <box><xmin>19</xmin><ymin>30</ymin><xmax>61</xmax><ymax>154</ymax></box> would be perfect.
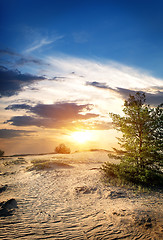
<box><xmin>0</xmin><ymin>0</ymin><xmax>163</xmax><ymax>155</ymax></box>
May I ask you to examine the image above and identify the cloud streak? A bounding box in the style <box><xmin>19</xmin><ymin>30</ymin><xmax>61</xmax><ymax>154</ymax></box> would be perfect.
<box><xmin>86</xmin><ymin>81</ymin><xmax>112</xmax><ymax>89</ymax></box>
<box><xmin>5</xmin><ymin>102</ymin><xmax>100</xmax><ymax>129</ymax></box>
<box><xmin>16</xmin><ymin>57</ymin><xmax>50</xmax><ymax>66</ymax></box>
<box><xmin>0</xmin><ymin>48</ymin><xmax>50</xmax><ymax>67</ymax></box>
<box><xmin>0</xmin><ymin>129</ymin><xmax>35</xmax><ymax>139</ymax></box>
<box><xmin>48</xmin><ymin>56</ymin><xmax>163</xmax><ymax>89</ymax></box>
<box><xmin>0</xmin><ymin>49</ymin><xmax>20</xmax><ymax>56</ymax></box>
<box><xmin>86</xmin><ymin>81</ymin><xmax>163</xmax><ymax>106</ymax></box>
<box><xmin>24</xmin><ymin>36</ymin><xmax>64</xmax><ymax>53</ymax></box>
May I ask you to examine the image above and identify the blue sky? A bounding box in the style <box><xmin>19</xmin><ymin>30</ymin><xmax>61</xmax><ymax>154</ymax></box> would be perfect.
<box><xmin>0</xmin><ymin>0</ymin><xmax>163</xmax><ymax>154</ymax></box>
<box><xmin>1</xmin><ymin>0</ymin><xmax>163</xmax><ymax>77</ymax></box>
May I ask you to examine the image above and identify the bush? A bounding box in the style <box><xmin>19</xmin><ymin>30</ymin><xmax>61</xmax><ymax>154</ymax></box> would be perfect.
<box><xmin>101</xmin><ymin>162</ymin><xmax>119</xmax><ymax>178</ymax></box>
<box><xmin>101</xmin><ymin>160</ymin><xmax>163</xmax><ymax>187</ymax></box>
<box><xmin>0</xmin><ymin>150</ymin><xmax>4</xmax><ymax>157</ymax></box>
<box><xmin>55</xmin><ymin>144</ymin><xmax>71</xmax><ymax>154</ymax></box>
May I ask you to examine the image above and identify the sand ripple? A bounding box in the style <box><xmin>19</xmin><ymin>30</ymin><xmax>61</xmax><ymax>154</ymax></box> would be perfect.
<box><xmin>0</xmin><ymin>152</ymin><xmax>162</xmax><ymax>239</ymax></box>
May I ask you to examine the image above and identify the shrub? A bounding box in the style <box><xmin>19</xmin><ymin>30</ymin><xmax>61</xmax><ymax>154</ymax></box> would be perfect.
<box><xmin>55</xmin><ymin>144</ymin><xmax>71</xmax><ymax>154</ymax></box>
<box><xmin>0</xmin><ymin>150</ymin><xmax>4</xmax><ymax>157</ymax></box>
<box><xmin>101</xmin><ymin>162</ymin><xmax>119</xmax><ymax>178</ymax></box>
<box><xmin>101</xmin><ymin>158</ymin><xmax>163</xmax><ymax>187</ymax></box>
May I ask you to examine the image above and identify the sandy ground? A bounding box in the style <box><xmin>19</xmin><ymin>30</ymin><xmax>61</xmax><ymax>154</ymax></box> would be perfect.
<box><xmin>0</xmin><ymin>151</ymin><xmax>162</xmax><ymax>240</ymax></box>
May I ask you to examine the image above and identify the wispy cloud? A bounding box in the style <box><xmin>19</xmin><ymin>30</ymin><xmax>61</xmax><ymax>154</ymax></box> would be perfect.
<box><xmin>47</xmin><ymin>56</ymin><xmax>163</xmax><ymax>89</ymax></box>
<box><xmin>24</xmin><ymin>36</ymin><xmax>64</xmax><ymax>53</ymax></box>
<box><xmin>45</xmin><ymin>56</ymin><xmax>163</xmax><ymax>109</ymax></box>
<box><xmin>47</xmin><ymin>57</ymin><xmax>163</xmax><ymax>86</ymax></box>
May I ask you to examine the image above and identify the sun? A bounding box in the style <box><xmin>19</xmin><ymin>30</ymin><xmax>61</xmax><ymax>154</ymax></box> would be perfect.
<box><xmin>71</xmin><ymin>131</ymin><xmax>92</xmax><ymax>144</ymax></box>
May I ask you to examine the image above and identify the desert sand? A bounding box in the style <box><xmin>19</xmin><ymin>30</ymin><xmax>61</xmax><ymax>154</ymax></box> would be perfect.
<box><xmin>0</xmin><ymin>151</ymin><xmax>162</xmax><ymax>240</ymax></box>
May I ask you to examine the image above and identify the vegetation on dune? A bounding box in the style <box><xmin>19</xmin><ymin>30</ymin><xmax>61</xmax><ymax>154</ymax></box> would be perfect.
<box><xmin>101</xmin><ymin>92</ymin><xmax>163</xmax><ymax>187</ymax></box>
<box><xmin>3</xmin><ymin>158</ymin><xmax>26</xmax><ymax>165</ymax></box>
<box><xmin>55</xmin><ymin>143</ymin><xmax>71</xmax><ymax>154</ymax></box>
<box><xmin>27</xmin><ymin>159</ymin><xmax>72</xmax><ymax>171</ymax></box>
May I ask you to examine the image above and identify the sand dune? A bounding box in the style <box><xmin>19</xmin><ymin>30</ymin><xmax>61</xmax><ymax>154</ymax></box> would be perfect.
<box><xmin>0</xmin><ymin>151</ymin><xmax>162</xmax><ymax>239</ymax></box>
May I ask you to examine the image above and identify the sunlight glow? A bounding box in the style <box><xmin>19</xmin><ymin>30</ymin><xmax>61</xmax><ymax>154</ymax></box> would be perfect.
<box><xmin>71</xmin><ymin>131</ymin><xmax>92</xmax><ymax>144</ymax></box>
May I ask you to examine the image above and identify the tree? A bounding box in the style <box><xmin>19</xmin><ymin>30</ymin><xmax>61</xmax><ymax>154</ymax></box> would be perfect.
<box><xmin>55</xmin><ymin>144</ymin><xmax>71</xmax><ymax>154</ymax></box>
<box><xmin>0</xmin><ymin>150</ymin><xmax>4</xmax><ymax>157</ymax></box>
<box><xmin>102</xmin><ymin>92</ymin><xmax>163</xmax><ymax>185</ymax></box>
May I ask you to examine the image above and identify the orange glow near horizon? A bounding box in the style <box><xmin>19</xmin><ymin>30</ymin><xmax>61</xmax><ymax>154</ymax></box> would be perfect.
<box><xmin>71</xmin><ymin>130</ymin><xmax>92</xmax><ymax>144</ymax></box>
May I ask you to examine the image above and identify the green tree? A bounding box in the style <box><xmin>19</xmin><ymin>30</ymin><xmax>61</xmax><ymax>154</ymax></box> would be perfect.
<box><xmin>111</xmin><ymin>92</ymin><xmax>163</xmax><ymax>169</ymax></box>
<box><xmin>102</xmin><ymin>92</ymin><xmax>163</xmax><ymax>185</ymax></box>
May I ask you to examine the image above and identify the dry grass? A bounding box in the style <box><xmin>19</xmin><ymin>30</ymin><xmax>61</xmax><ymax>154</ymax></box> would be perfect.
<box><xmin>3</xmin><ymin>158</ymin><xmax>27</xmax><ymax>166</ymax></box>
<box><xmin>27</xmin><ymin>159</ymin><xmax>73</xmax><ymax>171</ymax></box>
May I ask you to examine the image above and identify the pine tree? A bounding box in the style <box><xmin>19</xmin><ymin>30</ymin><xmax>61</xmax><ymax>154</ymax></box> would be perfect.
<box><xmin>110</xmin><ymin>92</ymin><xmax>163</xmax><ymax>171</ymax></box>
<box><xmin>102</xmin><ymin>92</ymin><xmax>163</xmax><ymax>185</ymax></box>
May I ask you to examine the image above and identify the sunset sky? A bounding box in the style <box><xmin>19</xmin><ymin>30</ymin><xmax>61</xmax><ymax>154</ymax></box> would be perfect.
<box><xmin>0</xmin><ymin>0</ymin><xmax>163</xmax><ymax>155</ymax></box>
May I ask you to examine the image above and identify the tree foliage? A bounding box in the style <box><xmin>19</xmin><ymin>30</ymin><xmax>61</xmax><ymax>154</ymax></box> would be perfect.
<box><xmin>55</xmin><ymin>144</ymin><xmax>71</xmax><ymax>154</ymax></box>
<box><xmin>102</xmin><ymin>92</ymin><xmax>163</xmax><ymax>186</ymax></box>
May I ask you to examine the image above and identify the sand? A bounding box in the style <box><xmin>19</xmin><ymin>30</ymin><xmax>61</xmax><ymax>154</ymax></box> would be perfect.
<box><xmin>0</xmin><ymin>151</ymin><xmax>162</xmax><ymax>240</ymax></box>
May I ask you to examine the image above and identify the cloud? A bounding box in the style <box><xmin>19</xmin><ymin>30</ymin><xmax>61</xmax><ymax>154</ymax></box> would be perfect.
<box><xmin>86</xmin><ymin>81</ymin><xmax>112</xmax><ymax>89</ymax></box>
<box><xmin>5</xmin><ymin>102</ymin><xmax>99</xmax><ymax>129</ymax></box>
<box><xmin>0</xmin><ymin>66</ymin><xmax>46</xmax><ymax>97</ymax></box>
<box><xmin>5</xmin><ymin>116</ymin><xmax>48</xmax><ymax>127</ymax></box>
<box><xmin>5</xmin><ymin>102</ymin><xmax>98</xmax><ymax>119</ymax></box>
<box><xmin>24</xmin><ymin>36</ymin><xmax>64</xmax><ymax>53</ymax></box>
<box><xmin>0</xmin><ymin>48</ymin><xmax>50</xmax><ymax>67</ymax></box>
<box><xmin>86</xmin><ymin>81</ymin><xmax>163</xmax><ymax>106</ymax></box>
<box><xmin>48</xmin><ymin>56</ymin><xmax>163</xmax><ymax>89</ymax></box>
<box><xmin>5</xmin><ymin>104</ymin><xmax>32</xmax><ymax>111</ymax></box>
<box><xmin>115</xmin><ymin>87</ymin><xmax>163</xmax><ymax>106</ymax></box>
<box><xmin>0</xmin><ymin>49</ymin><xmax>20</xmax><ymax>56</ymax></box>
<box><xmin>94</xmin><ymin>122</ymin><xmax>113</xmax><ymax>130</ymax></box>
<box><xmin>5</xmin><ymin>116</ymin><xmax>112</xmax><ymax>130</ymax></box>
<box><xmin>2</xmin><ymin>55</ymin><xmax>163</xmax><ymax>131</ymax></box>
<box><xmin>0</xmin><ymin>129</ymin><xmax>35</xmax><ymax>139</ymax></box>
<box><xmin>30</xmin><ymin>102</ymin><xmax>98</xmax><ymax>120</ymax></box>
<box><xmin>25</xmin><ymin>39</ymin><xmax>53</xmax><ymax>53</ymax></box>
<box><xmin>16</xmin><ymin>57</ymin><xmax>50</xmax><ymax>66</ymax></box>
<box><xmin>75</xmin><ymin>121</ymin><xmax>113</xmax><ymax>130</ymax></box>
<box><xmin>146</xmin><ymin>91</ymin><xmax>163</xmax><ymax>105</ymax></box>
